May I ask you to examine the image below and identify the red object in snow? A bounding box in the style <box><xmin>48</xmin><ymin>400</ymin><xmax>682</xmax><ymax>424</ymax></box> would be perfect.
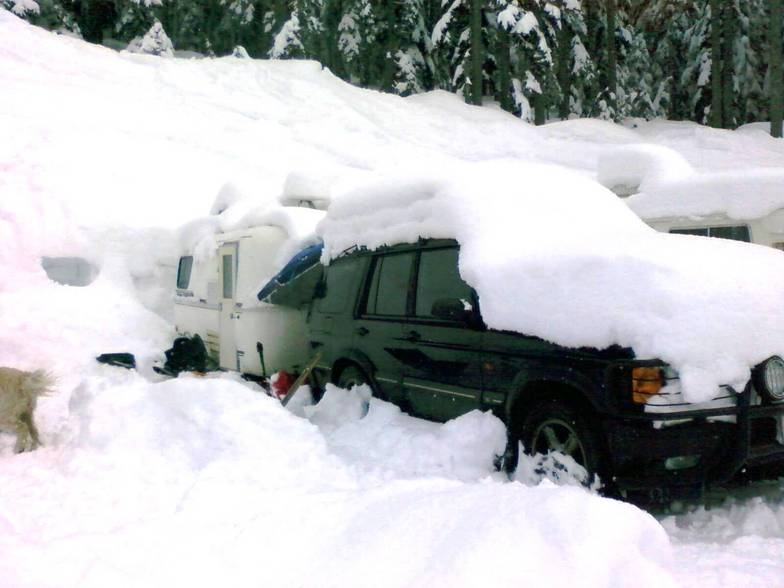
<box><xmin>272</xmin><ymin>370</ymin><xmax>296</xmax><ymax>399</ymax></box>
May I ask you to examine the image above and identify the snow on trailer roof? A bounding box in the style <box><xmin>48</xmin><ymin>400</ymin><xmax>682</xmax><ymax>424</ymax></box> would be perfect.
<box><xmin>625</xmin><ymin>168</ymin><xmax>784</xmax><ymax>222</ymax></box>
<box><xmin>318</xmin><ymin>161</ymin><xmax>784</xmax><ymax>404</ymax></box>
<box><xmin>178</xmin><ymin>202</ymin><xmax>324</xmax><ymax>266</ymax></box>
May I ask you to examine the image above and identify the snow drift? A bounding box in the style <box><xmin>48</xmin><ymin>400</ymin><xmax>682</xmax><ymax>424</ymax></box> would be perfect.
<box><xmin>319</xmin><ymin>162</ymin><xmax>784</xmax><ymax>403</ymax></box>
<box><xmin>0</xmin><ymin>373</ymin><xmax>676</xmax><ymax>588</ymax></box>
<box><xmin>626</xmin><ymin>168</ymin><xmax>784</xmax><ymax>221</ymax></box>
<box><xmin>2</xmin><ymin>10</ymin><xmax>784</xmax><ymax>587</ymax></box>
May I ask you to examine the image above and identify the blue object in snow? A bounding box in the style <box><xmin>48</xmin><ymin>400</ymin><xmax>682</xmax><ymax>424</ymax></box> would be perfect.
<box><xmin>257</xmin><ymin>242</ymin><xmax>324</xmax><ymax>302</ymax></box>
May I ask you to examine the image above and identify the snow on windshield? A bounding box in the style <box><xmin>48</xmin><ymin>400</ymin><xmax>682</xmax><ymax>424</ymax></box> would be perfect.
<box><xmin>319</xmin><ymin>162</ymin><xmax>784</xmax><ymax>403</ymax></box>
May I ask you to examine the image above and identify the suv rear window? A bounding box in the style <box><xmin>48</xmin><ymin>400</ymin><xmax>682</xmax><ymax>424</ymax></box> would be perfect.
<box><xmin>317</xmin><ymin>258</ymin><xmax>360</xmax><ymax>314</ymax></box>
<box><xmin>364</xmin><ymin>252</ymin><xmax>415</xmax><ymax>316</ymax></box>
<box><xmin>415</xmin><ymin>247</ymin><xmax>473</xmax><ymax>319</ymax></box>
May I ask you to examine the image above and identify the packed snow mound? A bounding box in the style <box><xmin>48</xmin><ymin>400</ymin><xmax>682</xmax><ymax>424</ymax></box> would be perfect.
<box><xmin>597</xmin><ymin>144</ymin><xmax>694</xmax><ymax>196</ymax></box>
<box><xmin>626</xmin><ymin>168</ymin><xmax>784</xmax><ymax>222</ymax></box>
<box><xmin>319</xmin><ymin>162</ymin><xmax>784</xmax><ymax>403</ymax></box>
<box><xmin>208</xmin><ymin>181</ymin><xmax>248</xmax><ymax>215</ymax></box>
<box><xmin>306</xmin><ymin>384</ymin><xmax>508</xmax><ymax>481</ymax></box>
<box><xmin>0</xmin><ymin>371</ymin><xmax>677</xmax><ymax>588</ymax></box>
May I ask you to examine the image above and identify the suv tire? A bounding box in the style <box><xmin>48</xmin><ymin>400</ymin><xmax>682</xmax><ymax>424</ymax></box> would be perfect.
<box><xmin>506</xmin><ymin>399</ymin><xmax>607</xmax><ymax>488</ymax></box>
<box><xmin>336</xmin><ymin>364</ymin><xmax>370</xmax><ymax>390</ymax></box>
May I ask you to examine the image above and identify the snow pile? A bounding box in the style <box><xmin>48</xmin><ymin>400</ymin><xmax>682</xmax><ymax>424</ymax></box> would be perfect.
<box><xmin>0</xmin><ymin>372</ymin><xmax>677</xmax><ymax>588</ymax></box>
<box><xmin>2</xmin><ymin>11</ymin><xmax>784</xmax><ymax>586</ymax></box>
<box><xmin>597</xmin><ymin>144</ymin><xmax>694</xmax><ymax>196</ymax></box>
<box><xmin>306</xmin><ymin>384</ymin><xmax>508</xmax><ymax>481</ymax></box>
<box><xmin>626</xmin><ymin>168</ymin><xmax>784</xmax><ymax>221</ymax></box>
<box><xmin>662</xmin><ymin>490</ymin><xmax>784</xmax><ymax>586</ymax></box>
<box><xmin>280</xmin><ymin>166</ymin><xmax>373</xmax><ymax>209</ymax></box>
<box><xmin>319</xmin><ymin>162</ymin><xmax>784</xmax><ymax>403</ymax></box>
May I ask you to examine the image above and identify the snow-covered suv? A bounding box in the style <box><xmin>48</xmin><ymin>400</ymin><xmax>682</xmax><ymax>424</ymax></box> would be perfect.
<box><xmin>307</xmin><ymin>162</ymin><xmax>784</xmax><ymax>499</ymax></box>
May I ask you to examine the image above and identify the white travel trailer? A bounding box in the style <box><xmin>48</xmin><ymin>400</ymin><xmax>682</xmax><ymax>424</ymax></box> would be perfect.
<box><xmin>623</xmin><ymin>169</ymin><xmax>784</xmax><ymax>249</ymax></box>
<box><xmin>174</xmin><ymin>205</ymin><xmax>324</xmax><ymax>377</ymax></box>
<box><xmin>598</xmin><ymin>145</ymin><xmax>784</xmax><ymax>250</ymax></box>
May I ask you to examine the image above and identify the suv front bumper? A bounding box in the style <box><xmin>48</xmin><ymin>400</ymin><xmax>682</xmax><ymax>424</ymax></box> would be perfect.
<box><xmin>605</xmin><ymin>385</ymin><xmax>784</xmax><ymax>495</ymax></box>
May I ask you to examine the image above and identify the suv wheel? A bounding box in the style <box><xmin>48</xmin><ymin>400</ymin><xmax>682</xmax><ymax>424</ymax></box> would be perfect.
<box><xmin>507</xmin><ymin>399</ymin><xmax>606</xmax><ymax>487</ymax></box>
<box><xmin>336</xmin><ymin>364</ymin><xmax>370</xmax><ymax>390</ymax></box>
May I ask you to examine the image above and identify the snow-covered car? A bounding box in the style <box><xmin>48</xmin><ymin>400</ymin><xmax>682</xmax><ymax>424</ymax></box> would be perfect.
<box><xmin>307</xmin><ymin>162</ymin><xmax>784</xmax><ymax>500</ymax></box>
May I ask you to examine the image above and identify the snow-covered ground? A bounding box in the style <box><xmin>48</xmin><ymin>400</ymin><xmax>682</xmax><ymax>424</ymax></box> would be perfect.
<box><xmin>2</xmin><ymin>9</ymin><xmax>784</xmax><ymax>587</ymax></box>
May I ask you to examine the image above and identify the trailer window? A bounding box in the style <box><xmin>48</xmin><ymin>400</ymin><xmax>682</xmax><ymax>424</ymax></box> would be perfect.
<box><xmin>222</xmin><ymin>254</ymin><xmax>234</xmax><ymax>298</ymax></box>
<box><xmin>670</xmin><ymin>225</ymin><xmax>750</xmax><ymax>242</ymax></box>
<box><xmin>177</xmin><ymin>256</ymin><xmax>193</xmax><ymax>289</ymax></box>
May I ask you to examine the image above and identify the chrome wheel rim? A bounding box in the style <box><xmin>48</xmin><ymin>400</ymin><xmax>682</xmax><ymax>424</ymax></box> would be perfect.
<box><xmin>531</xmin><ymin>418</ymin><xmax>587</xmax><ymax>467</ymax></box>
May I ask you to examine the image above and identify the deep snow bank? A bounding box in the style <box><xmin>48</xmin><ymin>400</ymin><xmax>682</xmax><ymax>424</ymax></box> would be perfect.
<box><xmin>0</xmin><ymin>372</ymin><xmax>676</xmax><ymax>588</ymax></box>
<box><xmin>319</xmin><ymin>162</ymin><xmax>784</xmax><ymax>402</ymax></box>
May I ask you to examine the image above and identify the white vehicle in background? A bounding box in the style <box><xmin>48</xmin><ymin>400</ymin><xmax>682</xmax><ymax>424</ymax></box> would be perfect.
<box><xmin>174</xmin><ymin>200</ymin><xmax>324</xmax><ymax>378</ymax></box>
<box><xmin>598</xmin><ymin>145</ymin><xmax>784</xmax><ymax>250</ymax></box>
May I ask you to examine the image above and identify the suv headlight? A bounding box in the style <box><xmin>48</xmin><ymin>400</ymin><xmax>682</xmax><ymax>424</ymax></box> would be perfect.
<box><xmin>753</xmin><ymin>356</ymin><xmax>784</xmax><ymax>402</ymax></box>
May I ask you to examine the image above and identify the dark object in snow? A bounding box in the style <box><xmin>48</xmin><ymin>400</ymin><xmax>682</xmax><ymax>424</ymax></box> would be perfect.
<box><xmin>154</xmin><ymin>334</ymin><xmax>216</xmax><ymax>376</ymax></box>
<box><xmin>257</xmin><ymin>243</ymin><xmax>324</xmax><ymax>308</ymax></box>
<box><xmin>96</xmin><ymin>353</ymin><xmax>137</xmax><ymax>370</ymax></box>
<box><xmin>42</xmin><ymin>256</ymin><xmax>99</xmax><ymax>287</ymax></box>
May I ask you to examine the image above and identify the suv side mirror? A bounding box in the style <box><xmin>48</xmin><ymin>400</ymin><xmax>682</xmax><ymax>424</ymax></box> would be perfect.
<box><xmin>431</xmin><ymin>297</ymin><xmax>473</xmax><ymax>322</ymax></box>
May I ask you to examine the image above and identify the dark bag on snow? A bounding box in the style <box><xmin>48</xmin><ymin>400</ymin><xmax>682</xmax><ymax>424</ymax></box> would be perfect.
<box><xmin>157</xmin><ymin>334</ymin><xmax>212</xmax><ymax>376</ymax></box>
<box><xmin>96</xmin><ymin>352</ymin><xmax>137</xmax><ymax>369</ymax></box>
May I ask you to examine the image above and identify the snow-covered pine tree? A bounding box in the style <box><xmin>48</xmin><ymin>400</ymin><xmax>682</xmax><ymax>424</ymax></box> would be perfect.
<box><xmin>614</xmin><ymin>11</ymin><xmax>661</xmax><ymax>120</ymax></box>
<box><xmin>5</xmin><ymin>0</ymin><xmax>81</xmax><ymax>35</ymax></box>
<box><xmin>114</xmin><ymin>0</ymin><xmax>160</xmax><ymax>46</ymax></box>
<box><xmin>336</xmin><ymin>0</ymin><xmax>383</xmax><ymax>85</ymax></box>
<box><xmin>232</xmin><ymin>44</ymin><xmax>251</xmax><ymax>57</ymax></box>
<box><xmin>562</xmin><ymin>1</ymin><xmax>600</xmax><ymax>119</ymax></box>
<box><xmin>431</xmin><ymin>0</ymin><xmax>488</xmax><ymax>104</ymax></box>
<box><xmin>127</xmin><ymin>19</ymin><xmax>174</xmax><ymax>56</ymax></box>
<box><xmin>490</xmin><ymin>1</ymin><xmax>556</xmax><ymax>123</ymax></box>
<box><xmin>771</xmin><ymin>0</ymin><xmax>784</xmax><ymax>137</ymax></box>
<box><xmin>390</xmin><ymin>0</ymin><xmax>433</xmax><ymax>95</ymax></box>
<box><xmin>733</xmin><ymin>0</ymin><xmax>766</xmax><ymax>124</ymax></box>
<box><xmin>269</xmin><ymin>0</ymin><xmax>324</xmax><ymax>59</ymax></box>
<box><xmin>3</xmin><ymin>0</ymin><xmax>39</xmax><ymax>17</ymax></box>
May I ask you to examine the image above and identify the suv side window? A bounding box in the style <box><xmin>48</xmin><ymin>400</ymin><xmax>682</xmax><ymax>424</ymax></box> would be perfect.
<box><xmin>317</xmin><ymin>258</ymin><xmax>360</xmax><ymax>314</ymax></box>
<box><xmin>364</xmin><ymin>252</ymin><xmax>416</xmax><ymax>316</ymax></box>
<box><xmin>415</xmin><ymin>247</ymin><xmax>473</xmax><ymax>319</ymax></box>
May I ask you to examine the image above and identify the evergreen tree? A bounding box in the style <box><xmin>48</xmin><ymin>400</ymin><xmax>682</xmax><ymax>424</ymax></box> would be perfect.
<box><xmin>431</xmin><ymin>0</ymin><xmax>478</xmax><ymax>100</ymax></box>
<box><xmin>390</xmin><ymin>0</ymin><xmax>432</xmax><ymax>95</ymax></box>
<box><xmin>127</xmin><ymin>19</ymin><xmax>174</xmax><ymax>55</ymax></box>
<box><xmin>771</xmin><ymin>0</ymin><xmax>784</xmax><ymax>137</ymax></box>
<box><xmin>269</xmin><ymin>0</ymin><xmax>324</xmax><ymax>59</ymax></box>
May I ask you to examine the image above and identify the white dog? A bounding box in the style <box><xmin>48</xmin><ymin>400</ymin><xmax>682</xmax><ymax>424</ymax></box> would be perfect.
<box><xmin>0</xmin><ymin>367</ymin><xmax>52</xmax><ymax>452</ymax></box>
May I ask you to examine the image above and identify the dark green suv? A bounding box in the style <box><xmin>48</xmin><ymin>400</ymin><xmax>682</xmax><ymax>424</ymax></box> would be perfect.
<box><xmin>306</xmin><ymin>238</ymin><xmax>784</xmax><ymax>499</ymax></box>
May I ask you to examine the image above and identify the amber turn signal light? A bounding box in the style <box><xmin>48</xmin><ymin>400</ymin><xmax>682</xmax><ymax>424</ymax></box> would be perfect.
<box><xmin>632</xmin><ymin>367</ymin><xmax>663</xmax><ymax>403</ymax></box>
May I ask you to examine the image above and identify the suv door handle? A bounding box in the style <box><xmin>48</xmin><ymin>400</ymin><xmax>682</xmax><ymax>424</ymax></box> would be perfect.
<box><xmin>355</xmin><ymin>326</ymin><xmax>370</xmax><ymax>336</ymax></box>
<box><xmin>405</xmin><ymin>330</ymin><xmax>421</xmax><ymax>342</ymax></box>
